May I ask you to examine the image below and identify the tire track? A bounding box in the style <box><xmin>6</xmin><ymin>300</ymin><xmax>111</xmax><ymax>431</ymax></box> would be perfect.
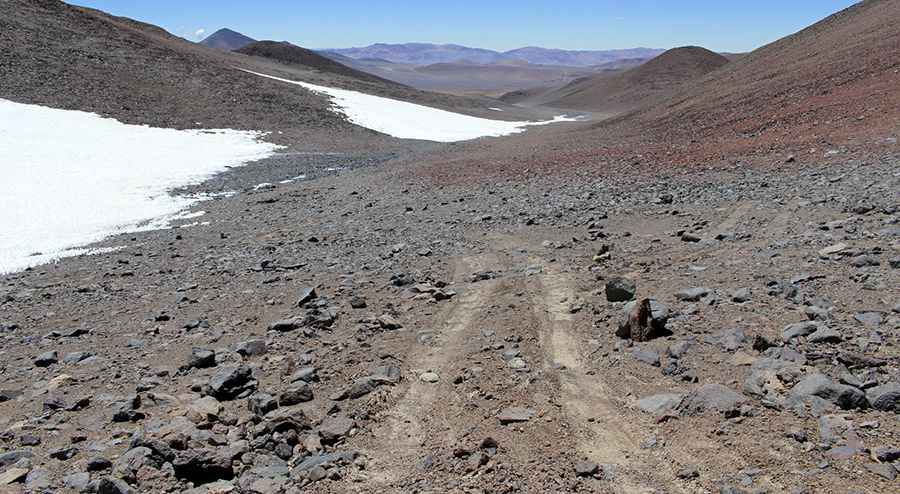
<box><xmin>363</xmin><ymin>253</ymin><xmax>502</xmax><ymax>485</ymax></box>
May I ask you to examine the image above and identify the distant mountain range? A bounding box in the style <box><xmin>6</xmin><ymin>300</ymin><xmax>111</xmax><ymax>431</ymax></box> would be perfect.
<box><xmin>323</xmin><ymin>43</ymin><xmax>665</xmax><ymax>67</ymax></box>
<box><xmin>199</xmin><ymin>28</ymin><xmax>256</xmax><ymax>51</ymax></box>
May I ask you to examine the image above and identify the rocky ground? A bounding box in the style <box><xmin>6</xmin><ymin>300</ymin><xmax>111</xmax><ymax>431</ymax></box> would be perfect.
<box><xmin>0</xmin><ymin>135</ymin><xmax>898</xmax><ymax>494</ymax></box>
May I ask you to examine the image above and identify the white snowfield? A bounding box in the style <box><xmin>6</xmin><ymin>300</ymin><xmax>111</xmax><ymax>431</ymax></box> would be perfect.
<box><xmin>240</xmin><ymin>69</ymin><xmax>578</xmax><ymax>142</ymax></box>
<box><xmin>0</xmin><ymin>99</ymin><xmax>280</xmax><ymax>274</ymax></box>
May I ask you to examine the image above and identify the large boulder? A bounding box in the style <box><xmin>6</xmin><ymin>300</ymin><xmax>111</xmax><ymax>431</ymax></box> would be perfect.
<box><xmin>677</xmin><ymin>384</ymin><xmax>746</xmax><ymax>416</ymax></box>
<box><xmin>866</xmin><ymin>382</ymin><xmax>900</xmax><ymax>412</ymax></box>
<box><xmin>790</xmin><ymin>374</ymin><xmax>868</xmax><ymax>410</ymax></box>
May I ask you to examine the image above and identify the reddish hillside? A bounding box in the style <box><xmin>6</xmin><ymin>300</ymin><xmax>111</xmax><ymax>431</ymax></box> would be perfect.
<box><xmin>610</xmin><ymin>0</ymin><xmax>900</xmax><ymax>163</ymax></box>
<box><xmin>543</xmin><ymin>47</ymin><xmax>729</xmax><ymax>112</ymax></box>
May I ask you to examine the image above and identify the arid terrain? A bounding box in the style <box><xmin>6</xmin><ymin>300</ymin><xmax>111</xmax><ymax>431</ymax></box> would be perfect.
<box><xmin>0</xmin><ymin>0</ymin><xmax>898</xmax><ymax>493</ymax></box>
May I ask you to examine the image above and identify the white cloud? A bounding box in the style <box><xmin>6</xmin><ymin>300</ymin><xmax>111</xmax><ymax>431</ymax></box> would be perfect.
<box><xmin>194</xmin><ymin>28</ymin><xmax>206</xmax><ymax>39</ymax></box>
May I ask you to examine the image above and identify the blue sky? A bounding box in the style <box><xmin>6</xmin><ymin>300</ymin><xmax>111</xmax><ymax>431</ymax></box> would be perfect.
<box><xmin>69</xmin><ymin>0</ymin><xmax>859</xmax><ymax>52</ymax></box>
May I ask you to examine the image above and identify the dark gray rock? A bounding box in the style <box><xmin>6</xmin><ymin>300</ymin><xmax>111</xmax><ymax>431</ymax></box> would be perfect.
<box><xmin>34</xmin><ymin>350</ymin><xmax>58</xmax><ymax>367</ymax></box>
<box><xmin>807</xmin><ymin>327</ymin><xmax>842</xmax><ymax>344</ymax></box>
<box><xmin>113</xmin><ymin>447</ymin><xmax>162</xmax><ymax>483</ymax></box>
<box><xmin>0</xmin><ymin>450</ymin><xmax>33</xmax><ymax>468</ymax></box>
<box><xmin>866</xmin><ymin>383</ymin><xmax>900</xmax><ymax>412</ymax></box>
<box><xmin>267</xmin><ymin>319</ymin><xmax>300</xmax><ymax>332</ymax></box>
<box><xmin>370</xmin><ymin>365</ymin><xmax>402</xmax><ymax>385</ymax></box>
<box><xmin>782</xmin><ymin>321</ymin><xmax>819</xmax><ymax>340</ymax></box>
<box><xmin>636</xmin><ymin>393</ymin><xmax>683</xmax><ymax>415</ymax></box>
<box><xmin>248</xmin><ymin>393</ymin><xmax>278</xmax><ymax>416</ymax></box>
<box><xmin>86</xmin><ymin>456</ymin><xmax>112</xmax><ymax>471</ymax></box>
<box><xmin>605</xmin><ymin>277</ymin><xmax>636</xmax><ymax>302</ymax></box>
<box><xmin>172</xmin><ymin>447</ymin><xmax>234</xmax><ymax>484</ymax></box>
<box><xmin>297</xmin><ymin>287</ymin><xmax>317</xmax><ymax>307</ymax></box>
<box><xmin>854</xmin><ymin>312</ymin><xmax>883</xmax><ymax>327</ymax></box>
<box><xmin>63</xmin><ymin>351</ymin><xmax>93</xmax><ymax>364</ymax></box>
<box><xmin>632</xmin><ymin>349</ymin><xmax>661</xmax><ymax>367</ymax></box>
<box><xmin>873</xmin><ymin>446</ymin><xmax>900</xmax><ymax>462</ymax></box>
<box><xmin>864</xmin><ymin>462</ymin><xmax>897</xmax><ymax>481</ymax></box>
<box><xmin>710</xmin><ymin>327</ymin><xmax>746</xmax><ymax>352</ymax></box>
<box><xmin>677</xmin><ymin>384</ymin><xmax>746</xmax><ymax>416</ymax></box>
<box><xmin>235</xmin><ymin>339</ymin><xmax>267</xmax><ymax>357</ymax></box>
<box><xmin>63</xmin><ymin>472</ymin><xmax>91</xmax><ymax>492</ymax></box>
<box><xmin>207</xmin><ymin>365</ymin><xmax>257</xmax><ymax>401</ymax></box>
<box><xmin>790</xmin><ymin>374</ymin><xmax>868</xmax><ymax>410</ymax></box>
<box><xmin>187</xmin><ymin>348</ymin><xmax>216</xmax><ymax>369</ymax></box>
<box><xmin>92</xmin><ymin>478</ymin><xmax>135</xmax><ymax>494</ymax></box>
<box><xmin>279</xmin><ymin>383</ymin><xmax>314</xmax><ymax>406</ymax></box>
<box><xmin>318</xmin><ymin>415</ymin><xmax>354</xmax><ymax>444</ymax></box>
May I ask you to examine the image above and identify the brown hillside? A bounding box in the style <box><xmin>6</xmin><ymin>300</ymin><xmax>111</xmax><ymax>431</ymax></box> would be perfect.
<box><xmin>610</xmin><ymin>0</ymin><xmax>900</xmax><ymax>163</ymax></box>
<box><xmin>236</xmin><ymin>41</ymin><xmax>403</xmax><ymax>86</ymax></box>
<box><xmin>543</xmin><ymin>46</ymin><xmax>729</xmax><ymax>112</ymax></box>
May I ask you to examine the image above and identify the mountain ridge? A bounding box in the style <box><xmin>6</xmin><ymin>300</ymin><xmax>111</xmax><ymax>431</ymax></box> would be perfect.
<box><xmin>324</xmin><ymin>42</ymin><xmax>665</xmax><ymax>66</ymax></box>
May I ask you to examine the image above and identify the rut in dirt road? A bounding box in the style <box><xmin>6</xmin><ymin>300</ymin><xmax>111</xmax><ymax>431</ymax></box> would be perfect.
<box><xmin>363</xmin><ymin>254</ymin><xmax>503</xmax><ymax>485</ymax></box>
<box><xmin>532</xmin><ymin>265</ymin><xmax>687</xmax><ymax>494</ymax></box>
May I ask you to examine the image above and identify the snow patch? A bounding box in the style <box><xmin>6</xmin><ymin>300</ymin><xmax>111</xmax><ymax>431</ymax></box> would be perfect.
<box><xmin>240</xmin><ymin>69</ymin><xmax>578</xmax><ymax>142</ymax></box>
<box><xmin>0</xmin><ymin>99</ymin><xmax>280</xmax><ymax>274</ymax></box>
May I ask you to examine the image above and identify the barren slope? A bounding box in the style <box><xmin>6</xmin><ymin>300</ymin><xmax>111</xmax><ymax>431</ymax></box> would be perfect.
<box><xmin>542</xmin><ymin>47</ymin><xmax>729</xmax><ymax>112</ymax></box>
<box><xmin>612</xmin><ymin>0</ymin><xmax>900</xmax><ymax>162</ymax></box>
<box><xmin>236</xmin><ymin>41</ymin><xmax>404</xmax><ymax>86</ymax></box>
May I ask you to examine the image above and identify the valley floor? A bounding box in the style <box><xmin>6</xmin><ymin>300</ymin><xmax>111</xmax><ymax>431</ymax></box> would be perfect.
<box><xmin>0</xmin><ymin>138</ymin><xmax>898</xmax><ymax>494</ymax></box>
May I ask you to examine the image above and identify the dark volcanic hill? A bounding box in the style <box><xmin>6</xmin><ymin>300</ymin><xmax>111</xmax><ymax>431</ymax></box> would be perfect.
<box><xmin>236</xmin><ymin>41</ymin><xmax>403</xmax><ymax>86</ymax></box>
<box><xmin>199</xmin><ymin>28</ymin><xmax>256</xmax><ymax>51</ymax></box>
<box><xmin>543</xmin><ymin>46</ymin><xmax>729</xmax><ymax>112</ymax></box>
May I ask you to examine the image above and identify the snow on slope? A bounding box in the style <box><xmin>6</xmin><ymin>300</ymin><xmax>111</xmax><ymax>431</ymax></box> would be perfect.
<box><xmin>0</xmin><ymin>99</ymin><xmax>280</xmax><ymax>274</ymax></box>
<box><xmin>240</xmin><ymin>69</ymin><xmax>577</xmax><ymax>142</ymax></box>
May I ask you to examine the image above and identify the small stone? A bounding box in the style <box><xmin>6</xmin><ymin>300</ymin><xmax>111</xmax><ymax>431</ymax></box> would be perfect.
<box><xmin>731</xmin><ymin>289</ymin><xmax>751</xmax><ymax>303</ymax></box>
<box><xmin>497</xmin><ymin>407</ymin><xmax>535</xmax><ymax>424</ymax></box>
<box><xmin>187</xmin><ymin>348</ymin><xmax>216</xmax><ymax>369</ymax></box>
<box><xmin>419</xmin><ymin>372</ymin><xmax>440</xmax><ymax>383</ymax></box>
<box><xmin>235</xmin><ymin>339</ymin><xmax>267</xmax><ymax>357</ymax></box>
<box><xmin>297</xmin><ymin>287</ymin><xmax>317</xmax><ymax>306</ymax></box>
<box><xmin>248</xmin><ymin>393</ymin><xmax>278</xmax><ymax>416</ymax></box>
<box><xmin>575</xmin><ymin>461</ymin><xmax>599</xmax><ymax>477</ymax></box>
<box><xmin>808</xmin><ymin>327</ymin><xmax>842</xmax><ymax>344</ymax></box>
<box><xmin>207</xmin><ymin>365</ymin><xmax>257</xmax><ymax>401</ymax></box>
<box><xmin>818</xmin><ymin>243</ymin><xmax>847</xmax><ymax>256</ymax></box>
<box><xmin>677</xmin><ymin>466</ymin><xmax>699</xmax><ymax>479</ymax></box>
<box><xmin>864</xmin><ymin>462</ymin><xmax>897</xmax><ymax>481</ymax></box>
<box><xmin>279</xmin><ymin>382</ymin><xmax>314</xmax><ymax>406</ymax></box>
<box><xmin>318</xmin><ymin>415</ymin><xmax>354</xmax><ymax>444</ymax></box>
<box><xmin>34</xmin><ymin>351</ymin><xmax>58</xmax><ymax>367</ymax></box>
<box><xmin>676</xmin><ymin>287</ymin><xmax>710</xmax><ymax>302</ymax></box>
<box><xmin>86</xmin><ymin>456</ymin><xmax>113</xmax><ymax>472</ymax></box>
<box><xmin>632</xmin><ymin>349</ymin><xmax>661</xmax><ymax>367</ymax></box>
